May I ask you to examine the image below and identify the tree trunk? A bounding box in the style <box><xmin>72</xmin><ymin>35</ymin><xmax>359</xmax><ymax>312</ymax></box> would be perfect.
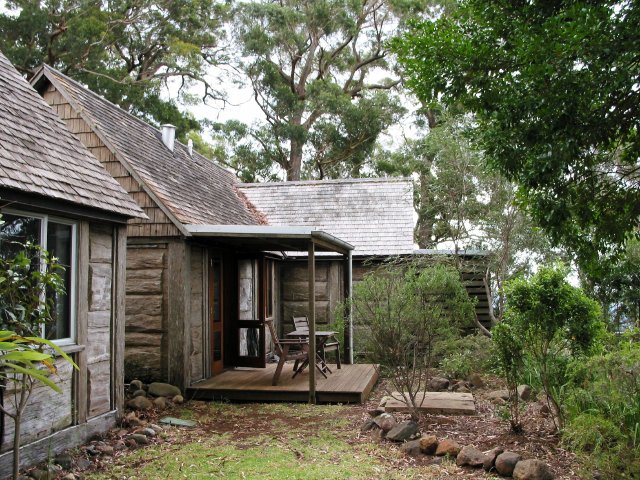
<box><xmin>287</xmin><ymin>138</ymin><xmax>304</xmax><ymax>181</ymax></box>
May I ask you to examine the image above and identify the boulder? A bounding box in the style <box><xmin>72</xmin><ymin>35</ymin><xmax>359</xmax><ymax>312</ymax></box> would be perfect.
<box><xmin>419</xmin><ymin>434</ymin><xmax>439</xmax><ymax>455</ymax></box>
<box><xmin>153</xmin><ymin>396</ymin><xmax>167</xmax><ymax>409</ymax></box>
<box><xmin>126</xmin><ymin>395</ymin><xmax>153</xmax><ymax>411</ymax></box>
<box><xmin>132</xmin><ymin>389</ymin><xmax>147</xmax><ymax>398</ymax></box>
<box><xmin>428</xmin><ymin>376</ymin><xmax>450</xmax><ymax>392</ymax></box>
<box><xmin>360</xmin><ymin>418</ymin><xmax>377</xmax><ymax>432</ymax></box>
<box><xmin>54</xmin><ymin>454</ymin><xmax>73</xmax><ymax>470</ymax></box>
<box><xmin>456</xmin><ymin>445</ymin><xmax>487</xmax><ymax>467</ymax></box>
<box><xmin>435</xmin><ymin>438</ymin><xmax>461</xmax><ymax>457</ymax></box>
<box><xmin>129</xmin><ymin>379</ymin><xmax>143</xmax><ymax>392</ymax></box>
<box><xmin>140</xmin><ymin>427</ymin><xmax>157</xmax><ymax>437</ymax></box>
<box><xmin>373</xmin><ymin>413</ymin><xmax>397</xmax><ymax>433</ymax></box>
<box><xmin>386</xmin><ymin>420</ymin><xmax>419</xmax><ymax>442</ymax></box>
<box><xmin>487</xmin><ymin>390</ymin><xmax>510</xmax><ymax>401</ymax></box>
<box><xmin>468</xmin><ymin>373</ymin><xmax>485</xmax><ymax>388</ymax></box>
<box><xmin>513</xmin><ymin>459</ymin><xmax>554</xmax><ymax>480</ymax></box>
<box><xmin>128</xmin><ymin>433</ymin><xmax>149</xmax><ymax>445</ymax></box>
<box><xmin>496</xmin><ymin>451</ymin><xmax>522</xmax><ymax>476</ymax></box>
<box><xmin>148</xmin><ymin>382</ymin><xmax>181</xmax><ymax>398</ymax></box>
<box><xmin>517</xmin><ymin>385</ymin><xmax>532</xmax><ymax>401</ymax></box>
<box><xmin>400</xmin><ymin>439</ymin><xmax>423</xmax><ymax>457</ymax></box>
<box><xmin>173</xmin><ymin>394</ymin><xmax>184</xmax><ymax>404</ymax></box>
<box><xmin>368</xmin><ymin>407</ymin><xmax>385</xmax><ymax>417</ymax></box>
<box><xmin>483</xmin><ymin>447</ymin><xmax>504</xmax><ymax>471</ymax></box>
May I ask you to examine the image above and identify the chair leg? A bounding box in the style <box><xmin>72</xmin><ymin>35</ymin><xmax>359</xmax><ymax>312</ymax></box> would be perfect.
<box><xmin>335</xmin><ymin>348</ymin><xmax>341</xmax><ymax>369</ymax></box>
<box><xmin>272</xmin><ymin>345</ymin><xmax>289</xmax><ymax>386</ymax></box>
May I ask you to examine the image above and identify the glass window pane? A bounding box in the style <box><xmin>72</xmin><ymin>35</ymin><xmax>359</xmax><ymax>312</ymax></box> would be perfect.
<box><xmin>239</xmin><ymin>327</ymin><xmax>260</xmax><ymax>357</ymax></box>
<box><xmin>0</xmin><ymin>214</ymin><xmax>41</xmax><ymax>260</ymax></box>
<box><xmin>45</xmin><ymin>222</ymin><xmax>72</xmax><ymax>340</ymax></box>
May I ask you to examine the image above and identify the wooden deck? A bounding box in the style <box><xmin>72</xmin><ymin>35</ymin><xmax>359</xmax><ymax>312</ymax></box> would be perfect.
<box><xmin>187</xmin><ymin>363</ymin><xmax>379</xmax><ymax>404</ymax></box>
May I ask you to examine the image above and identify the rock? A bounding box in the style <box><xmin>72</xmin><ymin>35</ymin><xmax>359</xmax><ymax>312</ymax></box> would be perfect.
<box><xmin>373</xmin><ymin>413</ymin><xmax>397</xmax><ymax>433</ymax></box>
<box><xmin>125</xmin><ymin>438</ymin><xmax>138</xmax><ymax>448</ymax></box>
<box><xmin>114</xmin><ymin>440</ymin><xmax>127</xmax><ymax>451</ymax></box>
<box><xmin>456</xmin><ymin>445</ymin><xmax>488</xmax><ymax>467</ymax></box>
<box><xmin>513</xmin><ymin>459</ymin><xmax>554</xmax><ymax>480</ymax></box>
<box><xmin>419</xmin><ymin>434</ymin><xmax>439</xmax><ymax>455</ymax></box>
<box><xmin>54</xmin><ymin>454</ymin><xmax>73</xmax><ymax>470</ymax></box>
<box><xmin>75</xmin><ymin>458</ymin><xmax>92</xmax><ymax>470</ymax></box>
<box><xmin>62</xmin><ymin>474</ymin><xmax>76</xmax><ymax>480</ymax></box>
<box><xmin>29</xmin><ymin>465</ymin><xmax>59</xmax><ymax>480</ymax></box>
<box><xmin>539</xmin><ymin>403</ymin><xmax>551</xmax><ymax>415</ymax></box>
<box><xmin>435</xmin><ymin>438</ymin><xmax>461</xmax><ymax>457</ymax></box>
<box><xmin>487</xmin><ymin>390</ymin><xmax>510</xmax><ymax>401</ymax></box>
<box><xmin>128</xmin><ymin>433</ymin><xmax>149</xmax><ymax>445</ymax></box>
<box><xmin>483</xmin><ymin>447</ymin><xmax>504</xmax><ymax>471</ymax></box>
<box><xmin>368</xmin><ymin>407</ymin><xmax>385</xmax><ymax>417</ymax></box>
<box><xmin>148</xmin><ymin>382</ymin><xmax>181</xmax><ymax>398</ymax></box>
<box><xmin>127</xmin><ymin>395</ymin><xmax>153</xmax><ymax>411</ymax></box>
<box><xmin>124</xmin><ymin>411</ymin><xmax>144</xmax><ymax>426</ymax></box>
<box><xmin>149</xmin><ymin>424</ymin><xmax>164</xmax><ymax>433</ymax></box>
<box><xmin>153</xmin><ymin>396</ymin><xmax>167</xmax><ymax>409</ymax></box>
<box><xmin>451</xmin><ymin>383</ymin><xmax>471</xmax><ymax>393</ymax></box>
<box><xmin>173</xmin><ymin>394</ymin><xmax>184</xmax><ymax>404</ymax></box>
<box><xmin>496</xmin><ymin>451</ymin><xmax>522</xmax><ymax>476</ymax></box>
<box><xmin>468</xmin><ymin>373</ymin><xmax>484</xmax><ymax>388</ymax></box>
<box><xmin>386</xmin><ymin>420</ymin><xmax>419</xmax><ymax>442</ymax></box>
<box><xmin>96</xmin><ymin>445</ymin><xmax>114</xmax><ymax>455</ymax></box>
<box><xmin>129</xmin><ymin>379</ymin><xmax>143</xmax><ymax>392</ymax></box>
<box><xmin>132</xmin><ymin>389</ymin><xmax>147</xmax><ymax>398</ymax></box>
<box><xmin>140</xmin><ymin>427</ymin><xmax>157</xmax><ymax>437</ymax></box>
<box><xmin>518</xmin><ymin>385</ymin><xmax>532</xmax><ymax>401</ymax></box>
<box><xmin>428</xmin><ymin>376</ymin><xmax>450</xmax><ymax>392</ymax></box>
<box><xmin>360</xmin><ymin>418</ymin><xmax>377</xmax><ymax>432</ymax></box>
<box><xmin>379</xmin><ymin>396</ymin><xmax>392</xmax><ymax>407</ymax></box>
<box><xmin>400</xmin><ymin>439</ymin><xmax>423</xmax><ymax>456</ymax></box>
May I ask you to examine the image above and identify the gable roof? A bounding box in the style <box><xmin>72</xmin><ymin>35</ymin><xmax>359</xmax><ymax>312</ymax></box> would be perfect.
<box><xmin>238</xmin><ymin>178</ymin><xmax>416</xmax><ymax>256</ymax></box>
<box><xmin>33</xmin><ymin>65</ymin><xmax>260</xmax><ymax>230</ymax></box>
<box><xmin>0</xmin><ymin>51</ymin><xmax>143</xmax><ymax>219</ymax></box>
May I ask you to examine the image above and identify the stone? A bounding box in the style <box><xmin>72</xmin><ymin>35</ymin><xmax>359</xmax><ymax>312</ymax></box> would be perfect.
<box><xmin>129</xmin><ymin>433</ymin><xmax>149</xmax><ymax>445</ymax></box>
<box><xmin>127</xmin><ymin>396</ymin><xmax>153</xmax><ymax>411</ymax></box>
<box><xmin>487</xmin><ymin>390</ymin><xmax>510</xmax><ymax>401</ymax></box>
<box><xmin>483</xmin><ymin>447</ymin><xmax>504</xmax><ymax>471</ymax></box>
<box><xmin>114</xmin><ymin>440</ymin><xmax>127</xmax><ymax>451</ymax></box>
<box><xmin>140</xmin><ymin>427</ymin><xmax>157</xmax><ymax>437</ymax></box>
<box><xmin>419</xmin><ymin>434</ymin><xmax>439</xmax><ymax>455</ymax></box>
<box><xmin>518</xmin><ymin>385</ymin><xmax>532</xmax><ymax>401</ymax></box>
<box><xmin>435</xmin><ymin>438</ymin><xmax>461</xmax><ymax>457</ymax></box>
<box><xmin>373</xmin><ymin>413</ymin><xmax>397</xmax><ymax>433</ymax></box>
<box><xmin>148</xmin><ymin>382</ymin><xmax>181</xmax><ymax>398</ymax></box>
<box><xmin>96</xmin><ymin>445</ymin><xmax>114</xmax><ymax>455</ymax></box>
<box><xmin>124</xmin><ymin>411</ymin><xmax>144</xmax><ymax>426</ymax></box>
<box><xmin>368</xmin><ymin>407</ymin><xmax>385</xmax><ymax>417</ymax></box>
<box><xmin>76</xmin><ymin>458</ymin><xmax>92</xmax><ymax>470</ymax></box>
<box><xmin>173</xmin><ymin>394</ymin><xmax>184</xmax><ymax>404</ymax></box>
<box><xmin>129</xmin><ymin>379</ymin><xmax>143</xmax><ymax>392</ymax></box>
<box><xmin>153</xmin><ymin>396</ymin><xmax>168</xmax><ymax>409</ymax></box>
<box><xmin>496</xmin><ymin>451</ymin><xmax>522</xmax><ymax>476</ymax></box>
<box><xmin>400</xmin><ymin>439</ymin><xmax>423</xmax><ymax>456</ymax></box>
<box><xmin>539</xmin><ymin>403</ymin><xmax>551</xmax><ymax>415</ymax></box>
<box><xmin>456</xmin><ymin>445</ymin><xmax>488</xmax><ymax>467</ymax></box>
<box><xmin>62</xmin><ymin>474</ymin><xmax>76</xmax><ymax>480</ymax></box>
<box><xmin>379</xmin><ymin>396</ymin><xmax>392</xmax><ymax>407</ymax></box>
<box><xmin>468</xmin><ymin>373</ymin><xmax>484</xmax><ymax>388</ymax></box>
<box><xmin>132</xmin><ymin>389</ymin><xmax>147</xmax><ymax>398</ymax></box>
<box><xmin>360</xmin><ymin>418</ymin><xmax>377</xmax><ymax>432</ymax></box>
<box><xmin>149</xmin><ymin>424</ymin><xmax>164</xmax><ymax>433</ymax></box>
<box><xmin>428</xmin><ymin>376</ymin><xmax>450</xmax><ymax>392</ymax></box>
<box><xmin>513</xmin><ymin>459</ymin><xmax>554</xmax><ymax>480</ymax></box>
<box><xmin>54</xmin><ymin>454</ymin><xmax>73</xmax><ymax>470</ymax></box>
<box><xmin>386</xmin><ymin>420</ymin><xmax>419</xmax><ymax>442</ymax></box>
<box><xmin>452</xmin><ymin>383</ymin><xmax>471</xmax><ymax>393</ymax></box>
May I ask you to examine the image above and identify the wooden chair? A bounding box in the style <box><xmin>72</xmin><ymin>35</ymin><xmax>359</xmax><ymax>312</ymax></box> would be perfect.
<box><xmin>265</xmin><ymin>319</ymin><xmax>309</xmax><ymax>386</ymax></box>
<box><xmin>292</xmin><ymin>316</ymin><xmax>341</xmax><ymax>369</ymax></box>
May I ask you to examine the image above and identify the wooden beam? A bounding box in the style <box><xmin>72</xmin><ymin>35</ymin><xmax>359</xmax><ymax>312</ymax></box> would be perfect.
<box><xmin>166</xmin><ymin>240</ymin><xmax>191</xmax><ymax>390</ymax></box>
<box><xmin>75</xmin><ymin>221</ymin><xmax>89</xmax><ymax>425</ymax></box>
<box><xmin>112</xmin><ymin>225</ymin><xmax>127</xmax><ymax>416</ymax></box>
<box><xmin>343</xmin><ymin>251</ymin><xmax>353</xmax><ymax>364</ymax></box>
<box><xmin>308</xmin><ymin>241</ymin><xmax>316</xmax><ymax>404</ymax></box>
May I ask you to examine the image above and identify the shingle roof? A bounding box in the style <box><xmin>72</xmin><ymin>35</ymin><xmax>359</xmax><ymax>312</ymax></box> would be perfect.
<box><xmin>239</xmin><ymin>178</ymin><xmax>416</xmax><ymax>256</ymax></box>
<box><xmin>0</xmin><ymin>51</ymin><xmax>143</xmax><ymax>218</ymax></box>
<box><xmin>37</xmin><ymin>66</ymin><xmax>260</xmax><ymax>227</ymax></box>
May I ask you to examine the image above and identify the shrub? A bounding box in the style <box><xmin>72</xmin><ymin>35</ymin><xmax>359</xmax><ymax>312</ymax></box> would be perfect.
<box><xmin>438</xmin><ymin>334</ymin><xmax>494</xmax><ymax>378</ymax></box>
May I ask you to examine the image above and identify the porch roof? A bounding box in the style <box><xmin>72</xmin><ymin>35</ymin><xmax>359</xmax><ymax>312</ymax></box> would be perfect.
<box><xmin>184</xmin><ymin>224</ymin><xmax>354</xmax><ymax>255</ymax></box>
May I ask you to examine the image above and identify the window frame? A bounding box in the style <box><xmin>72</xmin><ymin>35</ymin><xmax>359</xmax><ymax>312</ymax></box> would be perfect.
<box><xmin>1</xmin><ymin>208</ymin><xmax>78</xmax><ymax>346</ymax></box>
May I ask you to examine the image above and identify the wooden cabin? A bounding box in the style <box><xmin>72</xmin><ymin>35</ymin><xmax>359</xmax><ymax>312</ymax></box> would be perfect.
<box><xmin>0</xmin><ymin>51</ymin><xmax>144</xmax><ymax>473</ymax></box>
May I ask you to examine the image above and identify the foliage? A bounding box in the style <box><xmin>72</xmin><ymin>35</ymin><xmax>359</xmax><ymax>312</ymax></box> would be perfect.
<box><xmin>563</xmin><ymin>332</ymin><xmax>640</xmax><ymax>477</ymax></box>
<box><xmin>391</xmin><ymin>0</ymin><xmax>640</xmax><ymax>270</ymax></box>
<box><xmin>223</xmin><ymin>0</ymin><xmax>425</xmax><ymax>181</ymax></box>
<box><xmin>349</xmin><ymin>262</ymin><xmax>475</xmax><ymax>419</ymax></box>
<box><xmin>502</xmin><ymin>264</ymin><xmax>605</xmax><ymax>429</ymax></box>
<box><xmin>0</xmin><ymin>0</ymin><xmax>230</xmax><ymax>138</ymax></box>
<box><xmin>437</xmin><ymin>333</ymin><xmax>493</xmax><ymax>379</ymax></box>
<box><xmin>491</xmin><ymin>322</ymin><xmax>524</xmax><ymax>431</ymax></box>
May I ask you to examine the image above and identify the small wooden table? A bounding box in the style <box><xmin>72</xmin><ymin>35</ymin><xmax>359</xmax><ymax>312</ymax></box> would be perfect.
<box><xmin>286</xmin><ymin>330</ymin><xmax>337</xmax><ymax>377</ymax></box>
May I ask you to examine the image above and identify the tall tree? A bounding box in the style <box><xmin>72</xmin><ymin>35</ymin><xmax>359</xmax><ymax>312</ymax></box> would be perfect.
<box><xmin>391</xmin><ymin>0</ymin><xmax>640</xmax><ymax>269</ymax></box>
<box><xmin>224</xmin><ymin>0</ymin><xmax>423</xmax><ymax>181</ymax></box>
<box><xmin>0</xmin><ymin>0</ymin><xmax>230</xmax><ymax>136</ymax></box>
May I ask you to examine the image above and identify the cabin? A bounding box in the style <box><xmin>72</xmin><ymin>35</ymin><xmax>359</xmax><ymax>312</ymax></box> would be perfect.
<box><xmin>0</xmin><ymin>51</ymin><xmax>144</xmax><ymax>473</ymax></box>
<box><xmin>32</xmin><ymin>66</ymin><xmax>371</xmax><ymax>403</ymax></box>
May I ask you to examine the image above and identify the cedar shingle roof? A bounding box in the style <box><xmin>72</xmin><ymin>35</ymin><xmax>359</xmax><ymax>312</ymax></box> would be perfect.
<box><xmin>0</xmin><ymin>51</ymin><xmax>143</xmax><ymax>218</ymax></box>
<box><xmin>239</xmin><ymin>178</ymin><xmax>416</xmax><ymax>256</ymax></box>
<box><xmin>37</xmin><ymin>66</ymin><xmax>260</xmax><ymax>227</ymax></box>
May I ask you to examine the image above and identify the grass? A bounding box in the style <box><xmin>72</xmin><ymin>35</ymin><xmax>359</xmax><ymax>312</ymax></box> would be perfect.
<box><xmin>86</xmin><ymin>402</ymin><xmax>460</xmax><ymax>480</ymax></box>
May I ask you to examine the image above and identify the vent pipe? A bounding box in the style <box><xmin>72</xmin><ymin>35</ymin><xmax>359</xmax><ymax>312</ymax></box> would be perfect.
<box><xmin>187</xmin><ymin>138</ymin><xmax>193</xmax><ymax>157</ymax></box>
<box><xmin>161</xmin><ymin>124</ymin><xmax>176</xmax><ymax>152</ymax></box>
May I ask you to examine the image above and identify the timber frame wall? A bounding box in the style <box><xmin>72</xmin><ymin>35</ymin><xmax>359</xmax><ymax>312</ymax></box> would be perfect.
<box><xmin>0</xmin><ymin>216</ymin><xmax>127</xmax><ymax>475</ymax></box>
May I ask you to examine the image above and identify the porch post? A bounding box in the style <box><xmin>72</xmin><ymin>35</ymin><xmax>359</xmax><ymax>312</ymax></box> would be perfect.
<box><xmin>343</xmin><ymin>250</ymin><xmax>353</xmax><ymax>364</ymax></box>
<box><xmin>308</xmin><ymin>241</ymin><xmax>316</xmax><ymax>404</ymax></box>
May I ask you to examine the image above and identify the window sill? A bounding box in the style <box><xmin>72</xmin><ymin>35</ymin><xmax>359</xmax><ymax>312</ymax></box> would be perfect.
<box><xmin>57</xmin><ymin>344</ymin><xmax>85</xmax><ymax>355</ymax></box>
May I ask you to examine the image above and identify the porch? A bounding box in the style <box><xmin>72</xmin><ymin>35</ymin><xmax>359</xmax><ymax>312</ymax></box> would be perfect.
<box><xmin>187</xmin><ymin>363</ymin><xmax>378</xmax><ymax>404</ymax></box>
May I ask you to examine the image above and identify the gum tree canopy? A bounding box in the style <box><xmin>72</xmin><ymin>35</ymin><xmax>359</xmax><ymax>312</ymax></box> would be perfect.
<box><xmin>392</xmin><ymin>1</ymin><xmax>640</xmax><ymax>267</ymax></box>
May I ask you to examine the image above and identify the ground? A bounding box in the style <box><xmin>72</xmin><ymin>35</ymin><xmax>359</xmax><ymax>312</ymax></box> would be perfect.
<box><xmin>34</xmin><ymin>375</ymin><xmax>583</xmax><ymax>479</ymax></box>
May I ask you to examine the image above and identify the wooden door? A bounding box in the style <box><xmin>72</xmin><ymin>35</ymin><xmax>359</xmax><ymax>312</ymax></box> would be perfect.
<box><xmin>233</xmin><ymin>258</ymin><xmax>266</xmax><ymax>368</ymax></box>
<box><xmin>209</xmin><ymin>254</ymin><xmax>224</xmax><ymax>375</ymax></box>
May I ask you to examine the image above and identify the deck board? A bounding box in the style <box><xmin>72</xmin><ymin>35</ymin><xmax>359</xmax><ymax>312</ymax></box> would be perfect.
<box><xmin>187</xmin><ymin>363</ymin><xmax>378</xmax><ymax>403</ymax></box>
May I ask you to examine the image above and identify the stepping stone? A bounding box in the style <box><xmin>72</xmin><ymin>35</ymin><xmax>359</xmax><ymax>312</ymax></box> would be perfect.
<box><xmin>159</xmin><ymin>417</ymin><xmax>197</xmax><ymax>427</ymax></box>
<box><xmin>384</xmin><ymin>392</ymin><xmax>476</xmax><ymax>415</ymax></box>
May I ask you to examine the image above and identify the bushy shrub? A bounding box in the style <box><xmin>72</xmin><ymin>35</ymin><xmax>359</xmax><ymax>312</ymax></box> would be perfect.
<box><xmin>437</xmin><ymin>334</ymin><xmax>494</xmax><ymax>378</ymax></box>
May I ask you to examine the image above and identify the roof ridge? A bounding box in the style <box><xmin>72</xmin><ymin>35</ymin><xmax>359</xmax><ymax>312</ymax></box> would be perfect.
<box><xmin>239</xmin><ymin>177</ymin><xmax>412</xmax><ymax>188</ymax></box>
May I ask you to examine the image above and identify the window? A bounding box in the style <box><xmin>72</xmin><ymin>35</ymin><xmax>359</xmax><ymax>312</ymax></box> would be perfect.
<box><xmin>0</xmin><ymin>210</ymin><xmax>77</xmax><ymax>343</ymax></box>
